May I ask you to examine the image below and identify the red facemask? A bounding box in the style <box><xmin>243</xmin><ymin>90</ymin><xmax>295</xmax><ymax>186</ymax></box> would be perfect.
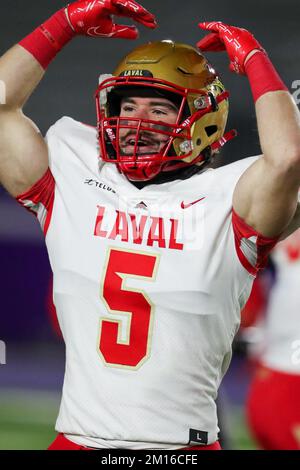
<box><xmin>95</xmin><ymin>76</ymin><xmax>231</xmax><ymax>181</ymax></box>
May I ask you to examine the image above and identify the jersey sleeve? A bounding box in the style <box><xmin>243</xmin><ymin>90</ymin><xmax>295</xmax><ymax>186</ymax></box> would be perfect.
<box><xmin>232</xmin><ymin>208</ymin><xmax>280</xmax><ymax>276</ymax></box>
<box><xmin>14</xmin><ymin>116</ymin><xmax>97</xmax><ymax>237</ymax></box>
<box><xmin>15</xmin><ymin>168</ymin><xmax>55</xmax><ymax>236</ymax></box>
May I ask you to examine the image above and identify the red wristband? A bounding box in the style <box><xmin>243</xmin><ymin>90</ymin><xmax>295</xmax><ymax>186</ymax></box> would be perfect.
<box><xmin>19</xmin><ymin>9</ymin><xmax>75</xmax><ymax>69</ymax></box>
<box><xmin>245</xmin><ymin>51</ymin><xmax>288</xmax><ymax>103</ymax></box>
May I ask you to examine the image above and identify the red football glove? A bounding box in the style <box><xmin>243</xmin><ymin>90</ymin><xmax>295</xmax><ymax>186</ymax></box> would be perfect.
<box><xmin>197</xmin><ymin>21</ymin><xmax>287</xmax><ymax>104</ymax></box>
<box><xmin>19</xmin><ymin>0</ymin><xmax>156</xmax><ymax>69</ymax></box>
<box><xmin>66</xmin><ymin>0</ymin><xmax>157</xmax><ymax>39</ymax></box>
<box><xmin>197</xmin><ymin>22</ymin><xmax>264</xmax><ymax>74</ymax></box>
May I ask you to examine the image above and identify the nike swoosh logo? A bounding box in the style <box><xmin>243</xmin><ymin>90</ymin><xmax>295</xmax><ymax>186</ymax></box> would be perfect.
<box><xmin>87</xmin><ymin>26</ymin><xmax>116</xmax><ymax>38</ymax></box>
<box><xmin>181</xmin><ymin>197</ymin><xmax>206</xmax><ymax>209</ymax></box>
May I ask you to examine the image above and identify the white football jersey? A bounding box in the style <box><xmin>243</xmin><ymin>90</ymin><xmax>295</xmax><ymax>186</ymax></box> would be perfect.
<box><xmin>17</xmin><ymin>117</ymin><xmax>270</xmax><ymax>449</ymax></box>
<box><xmin>261</xmin><ymin>229</ymin><xmax>300</xmax><ymax>374</ymax></box>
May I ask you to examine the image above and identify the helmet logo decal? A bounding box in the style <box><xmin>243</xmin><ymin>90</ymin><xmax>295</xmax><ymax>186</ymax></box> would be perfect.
<box><xmin>104</xmin><ymin>123</ymin><xmax>116</xmax><ymax>142</ymax></box>
<box><xmin>119</xmin><ymin>70</ymin><xmax>153</xmax><ymax>77</ymax></box>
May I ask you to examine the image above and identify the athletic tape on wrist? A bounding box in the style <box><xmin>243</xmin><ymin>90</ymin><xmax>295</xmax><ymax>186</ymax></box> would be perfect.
<box><xmin>19</xmin><ymin>9</ymin><xmax>75</xmax><ymax>69</ymax></box>
<box><xmin>245</xmin><ymin>51</ymin><xmax>288</xmax><ymax>103</ymax></box>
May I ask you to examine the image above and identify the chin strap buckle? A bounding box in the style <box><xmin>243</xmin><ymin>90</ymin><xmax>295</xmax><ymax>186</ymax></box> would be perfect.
<box><xmin>211</xmin><ymin>129</ymin><xmax>237</xmax><ymax>153</ymax></box>
<box><xmin>179</xmin><ymin>140</ymin><xmax>194</xmax><ymax>154</ymax></box>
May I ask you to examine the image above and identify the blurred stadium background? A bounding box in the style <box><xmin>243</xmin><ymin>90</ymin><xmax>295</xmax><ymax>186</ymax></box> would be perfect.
<box><xmin>0</xmin><ymin>0</ymin><xmax>299</xmax><ymax>449</ymax></box>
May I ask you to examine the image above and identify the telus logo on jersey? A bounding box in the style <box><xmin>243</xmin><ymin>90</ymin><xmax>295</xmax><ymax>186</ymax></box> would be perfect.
<box><xmin>93</xmin><ymin>205</ymin><xmax>184</xmax><ymax>250</ymax></box>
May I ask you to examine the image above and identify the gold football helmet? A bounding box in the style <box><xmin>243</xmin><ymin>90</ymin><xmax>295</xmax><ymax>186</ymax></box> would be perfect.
<box><xmin>95</xmin><ymin>40</ymin><xmax>235</xmax><ymax>181</ymax></box>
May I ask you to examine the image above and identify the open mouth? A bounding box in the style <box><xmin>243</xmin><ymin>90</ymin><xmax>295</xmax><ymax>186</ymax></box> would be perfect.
<box><xmin>121</xmin><ymin>137</ymin><xmax>163</xmax><ymax>155</ymax></box>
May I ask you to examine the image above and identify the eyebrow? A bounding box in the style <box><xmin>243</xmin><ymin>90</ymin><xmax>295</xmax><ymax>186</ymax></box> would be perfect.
<box><xmin>121</xmin><ymin>98</ymin><xmax>178</xmax><ymax>113</ymax></box>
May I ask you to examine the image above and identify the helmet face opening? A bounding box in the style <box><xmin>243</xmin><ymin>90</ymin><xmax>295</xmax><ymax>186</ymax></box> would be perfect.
<box><xmin>94</xmin><ymin>41</ymin><xmax>232</xmax><ymax>182</ymax></box>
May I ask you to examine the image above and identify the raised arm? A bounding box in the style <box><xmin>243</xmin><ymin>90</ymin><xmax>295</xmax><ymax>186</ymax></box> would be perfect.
<box><xmin>0</xmin><ymin>45</ymin><xmax>47</xmax><ymax>197</ymax></box>
<box><xmin>198</xmin><ymin>22</ymin><xmax>300</xmax><ymax>238</ymax></box>
<box><xmin>0</xmin><ymin>0</ymin><xmax>156</xmax><ymax>197</ymax></box>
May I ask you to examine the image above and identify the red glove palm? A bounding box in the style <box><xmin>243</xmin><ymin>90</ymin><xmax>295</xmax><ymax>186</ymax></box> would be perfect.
<box><xmin>197</xmin><ymin>22</ymin><xmax>264</xmax><ymax>74</ymax></box>
<box><xmin>66</xmin><ymin>0</ymin><xmax>157</xmax><ymax>39</ymax></box>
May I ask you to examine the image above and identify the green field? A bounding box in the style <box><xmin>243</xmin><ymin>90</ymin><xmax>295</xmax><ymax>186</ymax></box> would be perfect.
<box><xmin>0</xmin><ymin>388</ymin><xmax>257</xmax><ymax>450</ymax></box>
<box><xmin>0</xmin><ymin>389</ymin><xmax>58</xmax><ymax>450</ymax></box>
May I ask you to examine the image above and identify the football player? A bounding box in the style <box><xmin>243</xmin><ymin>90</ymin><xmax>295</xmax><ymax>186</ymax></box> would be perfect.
<box><xmin>245</xmin><ymin>228</ymin><xmax>300</xmax><ymax>449</ymax></box>
<box><xmin>0</xmin><ymin>0</ymin><xmax>300</xmax><ymax>450</ymax></box>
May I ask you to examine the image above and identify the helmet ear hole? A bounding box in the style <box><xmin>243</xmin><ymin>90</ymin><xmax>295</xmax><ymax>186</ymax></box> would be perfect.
<box><xmin>205</xmin><ymin>125</ymin><xmax>218</xmax><ymax>137</ymax></box>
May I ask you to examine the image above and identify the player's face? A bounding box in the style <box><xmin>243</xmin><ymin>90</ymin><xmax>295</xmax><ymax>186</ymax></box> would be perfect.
<box><xmin>119</xmin><ymin>96</ymin><xmax>178</xmax><ymax>155</ymax></box>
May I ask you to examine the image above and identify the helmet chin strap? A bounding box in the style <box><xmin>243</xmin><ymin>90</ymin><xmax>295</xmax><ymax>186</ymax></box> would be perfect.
<box><xmin>117</xmin><ymin>160</ymin><xmax>163</xmax><ymax>182</ymax></box>
<box><xmin>211</xmin><ymin>129</ymin><xmax>237</xmax><ymax>152</ymax></box>
<box><xmin>104</xmin><ymin>125</ymin><xmax>237</xmax><ymax>183</ymax></box>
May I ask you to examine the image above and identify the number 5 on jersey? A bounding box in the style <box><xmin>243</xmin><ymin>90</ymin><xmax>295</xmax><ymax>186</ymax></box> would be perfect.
<box><xmin>99</xmin><ymin>248</ymin><xmax>159</xmax><ymax>369</ymax></box>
